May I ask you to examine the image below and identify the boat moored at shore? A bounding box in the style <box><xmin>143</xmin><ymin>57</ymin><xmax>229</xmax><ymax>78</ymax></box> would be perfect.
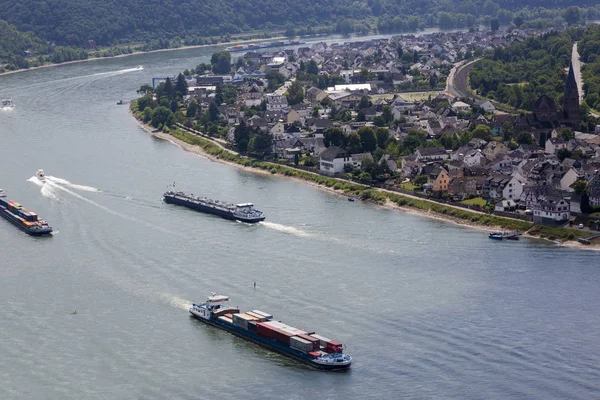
<box><xmin>189</xmin><ymin>294</ymin><xmax>352</xmax><ymax>370</ymax></box>
<box><xmin>163</xmin><ymin>184</ymin><xmax>265</xmax><ymax>223</ymax></box>
<box><xmin>0</xmin><ymin>189</ymin><xmax>53</xmax><ymax>236</ymax></box>
<box><xmin>489</xmin><ymin>231</ymin><xmax>521</xmax><ymax>240</ymax></box>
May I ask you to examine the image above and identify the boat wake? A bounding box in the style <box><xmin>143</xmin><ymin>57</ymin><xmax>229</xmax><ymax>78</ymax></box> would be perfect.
<box><xmin>46</xmin><ymin>176</ymin><xmax>100</xmax><ymax>192</ymax></box>
<box><xmin>260</xmin><ymin>221</ymin><xmax>315</xmax><ymax>238</ymax></box>
<box><xmin>27</xmin><ymin>176</ymin><xmax>58</xmax><ymax>200</ymax></box>
<box><xmin>158</xmin><ymin>293</ymin><xmax>192</xmax><ymax>311</ymax></box>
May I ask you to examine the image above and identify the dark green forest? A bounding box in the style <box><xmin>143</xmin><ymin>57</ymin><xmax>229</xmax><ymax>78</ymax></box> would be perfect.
<box><xmin>0</xmin><ymin>20</ymin><xmax>48</xmax><ymax>68</ymax></box>
<box><xmin>1</xmin><ymin>0</ymin><xmax>599</xmax><ymax>47</ymax></box>
<box><xmin>469</xmin><ymin>30</ymin><xmax>579</xmax><ymax>110</ymax></box>
<box><xmin>579</xmin><ymin>24</ymin><xmax>600</xmax><ymax>110</ymax></box>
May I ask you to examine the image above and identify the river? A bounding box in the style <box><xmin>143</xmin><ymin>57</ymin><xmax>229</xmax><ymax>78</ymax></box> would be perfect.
<box><xmin>1</xmin><ymin>37</ymin><xmax>599</xmax><ymax>400</ymax></box>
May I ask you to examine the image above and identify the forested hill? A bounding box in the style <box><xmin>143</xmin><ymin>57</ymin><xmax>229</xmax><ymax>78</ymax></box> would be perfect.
<box><xmin>0</xmin><ymin>0</ymin><xmax>599</xmax><ymax>47</ymax></box>
<box><xmin>0</xmin><ymin>21</ymin><xmax>47</xmax><ymax>68</ymax></box>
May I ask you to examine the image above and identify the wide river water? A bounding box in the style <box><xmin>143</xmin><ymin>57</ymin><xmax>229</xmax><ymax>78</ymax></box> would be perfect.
<box><xmin>1</xmin><ymin>37</ymin><xmax>599</xmax><ymax>399</ymax></box>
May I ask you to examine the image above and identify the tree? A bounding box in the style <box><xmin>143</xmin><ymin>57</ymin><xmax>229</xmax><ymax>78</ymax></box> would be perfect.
<box><xmin>357</xmin><ymin>126</ymin><xmax>377</xmax><ymax>152</ymax></box>
<box><xmin>557</xmin><ymin>148</ymin><xmax>572</xmax><ymax>162</ymax></box>
<box><xmin>248</xmin><ymin>131</ymin><xmax>273</xmax><ymax>158</ymax></box>
<box><xmin>137</xmin><ymin>84</ymin><xmax>153</xmax><ymax>95</ymax></box>
<box><xmin>151</xmin><ymin>106</ymin><xmax>173</xmax><ymax>128</ymax></box>
<box><xmin>375</xmin><ymin>128</ymin><xmax>390</xmax><ymax>148</ymax></box>
<box><xmin>573</xmin><ymin>180</ymin><xmax>588</xmax><ymax>195</ymax></box>
<box><xmin>186</xmin><ymin>100</ymin><xmax>198</xmax><ymax>118</ymax></box>
<box><xmin>516</xmin><ymin>131</ymin><xmax>533</xmax><ymax>145</ymax></box>
<box><xmin>403</xmin><ymin>130</ymin><xmax>428</xmax><ymax>153</ymax></box>
<box><xmin>323</xmin><ymin>127</ymin><xmax>346</xmax><ymax>148</ymax></box>
<box><xmin>413</xmin><ymin>174</ymin><xmax>428</xmax><ymax>186</ymax></box>
<box><xmin>175</xmin><ymin>73</ymin><xmax>188</xmax><ymax>98</ymax></box>
<box><xmin>306</xmin><ymin>60</ymin><xmax>319</xmax><ymax>75</ymax></box>
<box><xmin>358</xmin><ymin>95</ymin><xmax>371</xmax><ymax>110</ymax></box>
<box><xmin>346</xmin><ymin>132</ymin><xmax>362</xmax><ymax>153</ymax></box>
<box><xmin>163</xmin><ymin>77</ymin><xmax>175</xmax><ymax>100</ymax></box>
<box><xmin>137</xmin><ymin>95</ymin><xmax>153</xmax><ymax>112</ymax></box>
<box><xmin>373</xmin><ymin>116</ymin><xmax>386</xmax><ymax>127</ymax></box>
<box><xmin>397</xmin><ymin>45</ymin><xmax>403</xmax><ymax>59</ymax></box>
<box><xmin>514</xmin><ymin>15</ymin><xmax>524</xmax><ymax>28</ymax></box>
<box><xmin>286</xmin><ymin>81</ymin><xmax>304</xmax><ymax>105</ymax></box>
<box><xmin>482</xmin><ymin>0</ymin><xmax>499</xmax><ymax>17</ymax></box>
<box><xmin>208</xmin><ymin>101</ymin><xmax>220</xmax><ymax>122</ymax></box>
<box><xmin>472</xmin><ymin>125</ymin><xmax>492</xmax><ymax>141</ymax></box>
<box><xmin>563</xmin><ymin>7</ymin><xmax>581</xmax><ymax>26</ymax></box>
<box><xmin>211</xmin><ymin>51</ymin><xmax>231</xmax><ymax>74</ymax></box>
<box><xmin>294</xmin><ymin>152</ymin><xmax>300</xmax><ymax>166</ymax></box>
<box><xmin>490</xmin><ymin>17</ymin><xmax>500</xmax><ymax>33</ymax></box>
<box><xmin>142</xmin><ymin>107</ymin><xmax>152</xmax><ymax>123</ymax></box>
<box><xmin>382</xmin><ymin>105</ymin><xmax>393</xmax><ymax>124</ymax></box>
<box><xmin>559</xmin><ymin>128</ymin><xmax>574</xmax><ymax>141</ymax></box>
<box><xmin>234</xmin><ymin>120</ymin><xmax>250</xmax><ymax>153</ymax></box>
<box><xmin>357</xmin><ymin>172</ymin><xmax>372</xmax><ymax>185</ymax></box>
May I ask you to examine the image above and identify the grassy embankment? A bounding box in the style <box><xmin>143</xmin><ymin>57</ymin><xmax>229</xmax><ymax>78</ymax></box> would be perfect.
<box><xmin>132</xmin><ymin>101</ymin><xmax>594</xmax><ymax>241</ymax></box>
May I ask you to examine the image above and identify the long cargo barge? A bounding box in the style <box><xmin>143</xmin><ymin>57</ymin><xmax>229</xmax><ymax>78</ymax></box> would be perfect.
<box><xmin>163</xmin><ymin>186</ymin><xmax>265</xmax><ymax>223</ymax></box>
<box><xmin>225</xmin><ymin>39</ymin><xmax>306</xmax><ymax>52</ymax></box>
<box><xmin>0</xmin><ymin>189</ymin><xmax>52</xmax><ymax>236</ymax></box>
<box><xmin>189</xmin><ymin>294</ymin><xmax>352</xmax><ymax>370</ymax></box>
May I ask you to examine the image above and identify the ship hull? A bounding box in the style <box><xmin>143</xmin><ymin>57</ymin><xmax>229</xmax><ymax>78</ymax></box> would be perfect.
<box><xmin>189</xmin><ymin>311</ymin><xmax>351</xmax><ymax>371</ymax></box>
<box><xmin>164</xmin><ymin>195</ymin><xmax>265</xmax><ymax>223</ymax></box>
<box><xmin>0</xmin><ymin>208</ymin><xmax>52</xmax><ymax>236</ymax></box>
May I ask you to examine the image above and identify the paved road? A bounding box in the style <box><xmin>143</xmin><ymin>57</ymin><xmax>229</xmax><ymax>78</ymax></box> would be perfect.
<box><xmin>571</xmin><ymin>43</ymin><xmax>584</xmax><ymax>105</ymax></box>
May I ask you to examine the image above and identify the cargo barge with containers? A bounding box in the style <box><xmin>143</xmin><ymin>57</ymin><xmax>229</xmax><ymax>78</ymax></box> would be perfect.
<box><xmin>163</xmin><ymin>185</ymin><xmax>265</xmax><ymax>223</ymax></box>
<box><xmin>189</xmin><ymin>294</ymin><xmax>352</xmax><ymax>370</ymax></box>
<box><xmin>0</xmin><ymin>189</ymin><xmax>53</xmax><ymax>236</ymax></box>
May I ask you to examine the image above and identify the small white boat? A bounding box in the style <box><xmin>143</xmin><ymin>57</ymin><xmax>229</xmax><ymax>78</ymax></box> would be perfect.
<box><xmin>1</xmin><ymin>99</ymin><xmax>13</xmax><ymax>109</ymax></box>
<box><xmin>136</xmin><ymin>65</ymin><xmax>143</xmax><ymax>70</ymax></box>
<box><xmin>36</xmin><ymin>169</ymin><xmax>46</xmax><ymax>182</ymax></box>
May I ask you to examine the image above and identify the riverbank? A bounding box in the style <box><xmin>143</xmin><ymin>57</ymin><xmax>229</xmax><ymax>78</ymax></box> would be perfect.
<box><xmin>0</xmin><ymin>35</ymin><xmax>292</xmax><ymax>78</ymax></box>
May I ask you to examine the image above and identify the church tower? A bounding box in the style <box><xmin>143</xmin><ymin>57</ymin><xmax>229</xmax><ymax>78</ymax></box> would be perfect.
<box><xmin>562</xmin><ymin>62</ymin><xmax>581</xmax><ymax>127</ymax></box>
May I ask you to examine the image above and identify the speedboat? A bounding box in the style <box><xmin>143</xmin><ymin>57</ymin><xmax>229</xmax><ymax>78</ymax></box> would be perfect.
<box><xmin>1</xmin><ymin>99</ymin><xmax>13</xmax><ymax>109</ymax></box>
<box><xmin>36</xmin><ymin>169</ymin><xmax>46</xmax><ymax>182</ymax></box>
<box><xmin>136</xmin><ymin>65</ymin><xmax>143</xmax><ymax>70</ymax></box>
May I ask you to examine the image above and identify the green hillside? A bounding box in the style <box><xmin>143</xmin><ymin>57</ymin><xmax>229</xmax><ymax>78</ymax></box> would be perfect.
<box><xmin>0</xmin><ymin>20</ymin><xmax>48</xmax><ymax>69</ymax></box>
<box><xmin>1</xmin><ymin>0</ymin><xmax>599</xmax><ymax>47</ymax></box>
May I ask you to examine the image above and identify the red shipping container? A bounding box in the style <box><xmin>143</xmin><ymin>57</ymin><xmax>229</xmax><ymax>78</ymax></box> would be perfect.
<box><xmin>256</xmin><ymin>322</ymin><xmax>275</xmax><ymax>339</ymax></box>
<box><xmin>297</xmin><ymin>334</ymin><xmax>320</xmax><ymax>351</ymax></box>
<box><xmin>307</xmin><ymin>351</ymin><xmax>321</xmax><ymax>358</ymax></box>
<box><xmin>326</xmin><ymin>340</ymin><xmax>343</xmax><ymax>353</ymax></box>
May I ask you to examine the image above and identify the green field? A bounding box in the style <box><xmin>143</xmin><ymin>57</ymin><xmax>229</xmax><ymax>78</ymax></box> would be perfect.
<box><xmin>461</xmin><ymin>197</ymin><xmax>488</xmax><ymax>207</ymax></box>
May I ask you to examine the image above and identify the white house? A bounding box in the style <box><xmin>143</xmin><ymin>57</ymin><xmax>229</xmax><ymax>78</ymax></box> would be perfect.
<box><xmin>545</xmin><ymin>138</ymin><xmax>567</xmax><ymax>154</ymax></box>
<box><xmin>265</xmin><ymin>94</ymin><xmax>289</xmax><ymax>112</ymax></box>
<box><xmin>480</xmin><ymin>100</ymin><xmax>496</xmax><ymax>113</ymax></box>
<box><xmin>451</xmin><ymin>101</ymin><xmax>471</xmax><ymax>112</ymax></box>
<box><xmin>319</xmin><ymin>146</ymin><xmax>352</xmax><ymax>174</ymax></box>
<box><xmin>463</xmin><ymin>149</ymin><xmax>486</xmax><ymax>167</ymax></box>
<box><xmin>532</xmin><ymin>195</ymin><xmax>570</xmax><ymax>225</ymax></box>
<box><xmin>559</xmin><ymin>167</ymin><xmax>580</xmax><ymax>192</ymax></box>
<box><xmin>415</xmin><ymin>147</ymin><xmax>448</xmax><ymax>161</ymax></box>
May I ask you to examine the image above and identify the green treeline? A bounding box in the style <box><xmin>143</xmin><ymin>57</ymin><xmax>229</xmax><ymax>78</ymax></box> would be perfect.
<box><xmin>469</xmin><ymin>30</ymin><xmax>578</xmax><ymax>110</ymax></box>
<box><xmin>579</xmin><ymin>24</ymin><xmax>600</xmax><ymax>110</ymax></box>
<box><xmin>0</xmin><ymin>20</ymin><xmax>47</xmax><ymax>69</ymax></box>
<box><xmin>1</xmin><ymin>0</ymin><xmax>599</xmax><ymax>47</ymax></box>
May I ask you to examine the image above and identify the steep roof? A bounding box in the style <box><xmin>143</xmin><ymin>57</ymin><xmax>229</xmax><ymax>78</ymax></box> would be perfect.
<box><xmin>319</xmin><ymin>146</ymin><xmax>348</xmax><ymax>161</ymax></box>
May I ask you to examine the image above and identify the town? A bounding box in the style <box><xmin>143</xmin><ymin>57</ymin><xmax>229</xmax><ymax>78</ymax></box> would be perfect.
<box><xmin>136</xmin><ymin>27</ymin><xmax>600</xmax><ymax>233</ymax></box>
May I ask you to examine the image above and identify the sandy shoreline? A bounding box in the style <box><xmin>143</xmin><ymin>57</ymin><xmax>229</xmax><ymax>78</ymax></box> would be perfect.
<box><xmin>0</xmin><ymin>35</ymin><xmax>288</xmax><ymax>78</ymax></box>
<box><xmin>129</xmin><ymin>112</ymin><xmax>600</xmax><ymax>251</ymax></box>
